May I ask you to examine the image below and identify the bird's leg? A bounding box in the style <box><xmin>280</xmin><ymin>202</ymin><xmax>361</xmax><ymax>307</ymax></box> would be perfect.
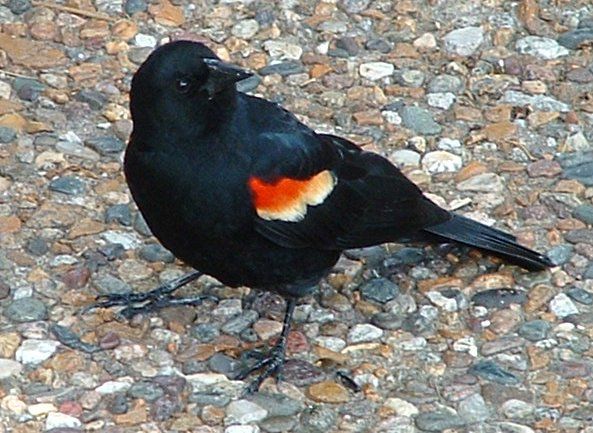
<box><xmin>82</xmin><ymin>270</ymin><xmax>215</xmax><ymax>319</ymax></box>
<box><xmin>237</xmin><ymin>297</ymin><xmax>297</xmax><ymax>395</ymax></box>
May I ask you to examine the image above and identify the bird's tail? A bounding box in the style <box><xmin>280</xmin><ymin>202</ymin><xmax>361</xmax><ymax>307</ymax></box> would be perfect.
<box><xmin>423</xmin><ymin>214</ymin><xmax>553</xmax><ymax>271</ymax></box>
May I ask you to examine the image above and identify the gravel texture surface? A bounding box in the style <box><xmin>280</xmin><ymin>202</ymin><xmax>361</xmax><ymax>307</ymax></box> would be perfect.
<box><xmin>1</xmin><ymin>0</ymin><xmax>593</xmax><ymax>432</ymax></box>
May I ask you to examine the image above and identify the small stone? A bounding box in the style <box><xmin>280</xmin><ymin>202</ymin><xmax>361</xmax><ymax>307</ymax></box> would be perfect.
<box><xmin>231</xmin><ymin>19</ymin><xmax>259</xmax><ymax>39</ymax></box>
<box><xmin>26</xmin><ymin>237</ymin><xmax>49</xmax><ymax>256</ymax></box>
<box><xmin>390</xmin><ymin>149</ymin><xmax>420</xmax><ymax>167</ymax></box>
<box><xmin>125</xmin><ymin>0</ymin><xmax>148</xmax><ymax>14</ymax></box>
<box><xmin>75</xmin><ymin>89</ymin><xmax>107</xmax><ymax>110</ymax></box>
<box><xmin>221</xmin><ymin>310</ymin><xmax>258</xmax><ymax>335</ymax></box>
<box><xmin>96</xmin><ymin>380</ymin><xmax>133</xmax><ymax>394</ymax></box>
<box><xmin>414</xmin><ymin>33</ymin><xmax>437</xmax><ymax>49</ymax></box>
<box><xmin>457</xmin><ymin>173</ymin><xmax>504</xmax><ymax>193</ymax></box>
<box><xmin>149</xmin><ymin>0</ymin><xmax>184</xmax><ymax>26</ymax></box>
<box><xmin>190</xmin><ymin>323</ymin><xmax>220</xmax><ymax>343</ymax></box>
<box><xmin>138</xmin><ymin>243</ymin><xmax>175</xmax><ymax>263</ymax></box>
<box><xmin>248</xmin><ymin>392</ymin><xmax>304</xmax><ymax>418</ymax></box>
<box><xmin>444</xmin><ymin>26</ymin><xmax>484</xmax><ymax>56</ymax></box>
<box><xmin>263</xmin><ymin>40</ymin><xmax>303</xmax><ymax>60</ymax></box>
<box><xmin>49</xmin><ymin>176</ymin><xmax>85</xmax><ymax>195</ymax></box>
<box><xmin>565</xmin><ymin>132</ymin><xmax>590</xmax><ymax>151</ymax></box>
<box><xmin>360</xmin><ymin>278</ymin><xmax>399</xmax><ymax>303</ymax></box>
<box><xmin>93</xmin><ymin>274</ymin><xmax>131</xmax><ymax>295</ymax></box>
<box><xmin>134</xmin><ymin>33</ymin><xmax>157</xmax><ymax>48</ymax></box>
<box><xmin>427</xmin><ymin>92</ymin><xmax>456</xmax><ymax>110</ymax></box>
<box><xmin>469</xmin><ymin>360</ymin><xmax>520</xmax><ymax>385</ymax></box>
<box><xmin>501</xmin><ymin>399</ymin><xmax>534</xmax><ymax>419</ymax></box>
<box><xmin>516</xmin><ymin>36</ymin><xmax>569</xmax><ymax>59</ymax></box>
<box><xmin>225</xmin><ymin>400</ymin><xmax>268</xmax><ymax>425</ymax></box>
<box><xmin>347</xmin><ymin>323</ymin><xmax>383</xmax><ymax>343</ymax></box>
<box><xmin>208</xmin><ymin>353</ymin><xmax>241</xmax><ymax>377</ymax></box>
<box><xmin>253</xmin><ymin>319</ymin><xmax>282</xmax><ymax>340</ymax></box>
<box><xmin>15</xmin><ymin>339</ymin><xmax>60</xmax><ymax>365</ymax></box>
<box><xmin>573</xmin><ymin>204</ymin><xmax>593</xmax><ymax>225</ymax></box>
<box><xmin>546</xmin><ymin>244</ymin><xmax>572</xmax><ymax>265</ymax></box>
<box><xmin>0</xmin><ymin>359</ymin><xmax>23</xmax><ymax>379</ymax></box>
<box><xmin>398</xmin><ymin>69</ymin><xmax>425</xmax><ymax>87</ymax></box>
<box><xmin>422</xmin><ymin>151</ymin><xmax>462</xmax><ymax>173</ymax></box>
<box><xmin>4</xmin><ymin>298</ymin><xmax>47</xmax><ymax>322</ymax></box>
<box><xmin>128</xmin><ymin>381</ymin><xmax>164</xmax><ymax>402</ymax></box>
<box><xmin>282</xmin><ymin>359</ymin><xmax>325</xmax><ymax>386</ymax></box>
<box><xmin>502</xmin><ymin>90</ymin><xmax>570</xmax><ymax>112</ymax></box>
<box><xmin>428</xmin><ymin>74</ymin><xmax>463</xmax><ymax>94</ymax></box>
<box><xmin>13</xmin><ymin>78</ymin><xmax>44</xmax><ymax>101</ymax></box>
<box><xmin>7</xmin><ymin>0</ymin><xmax>31</xmax><ymax>14</ymax></box>
<box><xmin>105</xmin><ymin>204</ymin><xmax>132</xmax><ymax>226</ymax></box>
<box><xmin>45</xmin><ymin>412</ymin><xmax>81</xmax><ymax>430</ymax></box>
<box><xmin>384</xmin><ymin>397</ymin><xmax>419</xmax><ymax>416</ymax></box>
<box><xmin>415</xmin><ymin>408</ymin><xmax>466</xmax><ymax>431</ymax></box>
<box><xmin>527</xmin><ymin>160</ymin><xmax>562</xmax><ymax>178</ymax></box>
<box><xmin>85</xmin><ymin>136</ymin><xmax>125</xmax><ymax>155</ymax></box>
<box><xmin>458</xmin><ymin>393</ymin><xmax>490</xmax><ymax>423</ymax></box>
<box><xmin>558</xmin><ymin>28</ymin><xmax>593</xmax><ymax>49</ymax></box>
<box><xmin>566</xmin><ymin>287</ymin><xmax>593</xmax><ymax>305</ymax></box>
<box><xmin>359</xmin><ymin>62</ymin><xmax>394</xmax><ymax>80</ymax></box>
<box><xmin>259</xmin><ymin>61</ymin><xmax>305</xmax><ymax>76</ymax></box>
<box><xmin>400</xmin><ymin>106</ymin><xmax>442</xmax><ymax>135</ymax></box>
<box><xmin>549</xmin><ymin>293</ymin><xmax>578</xmax><ymax>318</ymax></box>
<box><xmin>366</xmin><ymin>38</ymin><xmax>392</xmax><ymax>53</ymax></box>
<box><xmin>307</xmin><ymin>381</ymin><xmax>350</xmax><ymax>403</ymax></box>
<box><xmin>0</xmin><ymin>126</ymin><xmax>16</xmax><ymax>143</ymax></box>
<box><xmin>518</xmin><ymin>320</ymin><xmax>551</xmax><ymax>341</ymax></box>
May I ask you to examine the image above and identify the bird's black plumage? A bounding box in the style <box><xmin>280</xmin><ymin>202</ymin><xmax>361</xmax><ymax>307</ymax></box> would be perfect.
<box><xmin>122</xmin><ymin>40</ymin><xmax>552</xmax><ymax>390</ymax></box>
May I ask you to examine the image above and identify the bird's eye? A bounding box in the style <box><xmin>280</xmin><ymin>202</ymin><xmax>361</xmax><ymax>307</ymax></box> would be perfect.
<box><xmin>175</xmin><ymin>78</ymin><xmax>191</xmax><ymax>93</ymax></box>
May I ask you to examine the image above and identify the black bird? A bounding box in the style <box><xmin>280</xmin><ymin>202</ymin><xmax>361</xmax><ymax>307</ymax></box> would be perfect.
<box><xmin>100</xmin><ymin>40</ymin><xmax>552</xmax><ymax>392</ymax></box>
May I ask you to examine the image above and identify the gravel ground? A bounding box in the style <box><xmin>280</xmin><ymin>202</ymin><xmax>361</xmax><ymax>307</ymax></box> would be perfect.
<box><xmin>2</xmin><ymin>0</ymin><xmax>593</xmax><ymax>432</ymax></box>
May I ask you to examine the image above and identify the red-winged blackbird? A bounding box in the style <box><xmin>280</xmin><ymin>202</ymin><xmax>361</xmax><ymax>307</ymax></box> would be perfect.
<box><xmin>111</xmin><ymin>40</ymin><xmax>551</xmax><ymax>392</ymax></box>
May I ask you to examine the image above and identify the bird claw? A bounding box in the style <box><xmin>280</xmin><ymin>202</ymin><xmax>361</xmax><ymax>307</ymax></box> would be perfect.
<box><xmin>237</xmin><ymin>343</ymin><xmax>287</xmax><ymax>396</ymax></box>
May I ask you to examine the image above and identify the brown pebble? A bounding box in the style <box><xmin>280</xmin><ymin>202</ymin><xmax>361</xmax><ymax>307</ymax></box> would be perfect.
<box><xmin>99</xmin><ymin>332</ymin><xmax>121</xmax><ymax>350</ymax></box>
<box><xmin>307</xmin><ymin>381</ymin><xmax>350</xmax><ymax>403</ymax></box>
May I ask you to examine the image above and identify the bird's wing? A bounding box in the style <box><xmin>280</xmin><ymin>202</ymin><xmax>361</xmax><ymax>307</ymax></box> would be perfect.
<box><xmin>248</xmin><ymin>131</ymin><xmax>451</xmax><ymax>250</ymax></box>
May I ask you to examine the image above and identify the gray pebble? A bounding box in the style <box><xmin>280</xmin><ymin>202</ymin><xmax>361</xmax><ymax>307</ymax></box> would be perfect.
<box><xmin>107</xmin><ymin>394</ymin><xmax>129</xmax><ymax>415</ymax></box>
<box><xmin>255</xmin><ymin>8</ymin><xmax>275</xmax><ymax>26</ymax></box>
<box><xmin>558</xmin><ymin>28</ymin><xmax>593</xmax><ymax>50</ymax></box>
<box><xmin>573</xmin><ymin>204</ymin><xmax>593</xmax><ymax>225</ymax></box>
<box><xmin>567</xmin><ymin>287</ymin><xmax>593</xmax><ymax>305</ymax></box>
<box><xmin>74</xmin><ymin>89</ymin><xmax>107</xmax><ymax>110</ymax></box>
<box><xmin>85</xmin><ymin>136</ymin><xmax>125</xmax><ymax>155</ymax></box>
<box><xmin>207</xmin><ymin>352</ymin><xmax>242</xmax><ymax>377</ymax></box>
<box><xmin>5</xmin><ymin>297</ymin><xmax>47</xmax><ymax>322</ymax></box>
<box><xmin>128</xmin><ymin>381</ymin><xmax>164</xmax><ymax>402</ymax></box>
<box><xmin>7</xmin><ymin>0</ymin><xmax>30</xmax><ymax>14</ymax></box>
<box><xmin>469</xmin><ymin>360</ymin><xmax>521</xmax><ymax>385</ymax></box>
<box><xmin>366</xmin><ymin>38</ymin><xmax>392</xmax><ymax>53</ymax></box>
<box><xmin>190</xmin><ymin>323</ymin><xmax>220</xmax><ymax>343</ymax></box>
<box><xmin>151</xmin><ymin>395</ymin><xmax>178</xmax><ymax>421</ymax></box>
<box><xmin>259</xmin><ymin>61</ymin><xmax>305</xmax><ymax>76</ymax></box>
<box><xmin>49</xmin><ymin>176</ymin><xmax>85</xmax><ymax>195</ymax></box>
<box><xmin>13</xmin><ymin>78</ymin><xmax>44</xmax><ymax>101</ymax></box>
<box><xmin>400</xmin><ymin>106</ymin><xmax>442</xmax><ymax>135</ymax></box>
<box><xmin>546</xmin><ymin>244</ymin><xmax>573</xmax><ymax>265</ymax></box>
<box><xmin>188</xmin><ymin>392</ymin><xmax>230</xmax><ymax>407</ymax></box>
<box><xmin>518</xmin><ymin>320</ymin><xmax>551</xmax><ymax>342</ymax></box>
<box><xmin>236</xmin><ymin>75</ymin><xmax>261</xmax><ymax>93</ymax></box>
<box><xmin>471</xmin><ymin>289</ymin><xmax>527</xmax><ymax>309</ymax></box>
<box><xmin>221</xmin><ymin>310</ymin><xmax>258</xmax><ymax>335</ymax></box>
<box><xmin>371</xmin><ymin>312</ymin><xmax>403</xmax><ymax>330</ymax></box>
<box><xmin>98</xmin><ymin>243</ymin><xmax>126</xmax><ymax>261</ymax></box>
<box><xmin>259</xmin><ymin>416</ymin><xmax>298</xmax><ymax>432</ymax></box>
<box><xmin>248</xmin><ymin>392</ymin><xmax>304</xmax><ymax>417</ymax></box>
<box><xmin>415</xmin><ymin>409</ymin><xmax>467</xmax><ymax>431</ymax></box>
<box><xmin>26</xmin><ymin>236</ymin><xmax>49</xmax><ymax>256</ymax></box>
<box><xmin>124</xmin><ymin>0</ymin><xmax>147</xmax><ymax>14</ymax></box>
<box><xmin>385</xmin><ymin>247</ymin><xmax>425</xmax><ymax>266</ymax></box>
<box><xmin>428</xmin><ymin>74</ymin><xmax>463</xmax><ymax>94</ymax></box>
<box><xmin>105</xmin><ymin>204</ymin><xmax>132</xmax><ymax>226</ymax></box>
<box><xmin>93</xmin><ymin>274</ymin><xmax>132</xmax><ymax>295</ymax></box>
<box><xmin>134</xmin><ymin>213</ymin><xmax>153</xmax><ymax>236</ymax></box>
<box><xmin>458</xmin><ymin>394</ymin><xmax>490</xmax><ymax>423</ymax></box>
<box><xmin>0</xmin><ymin>126</ymin><xmax>17</xmax><ymax>143</ymax></box>
<box><xmin>360</xmin><ymin>278</ymin><xmax>399</xmax><ymax>304</ymax></box>
<box><xmin>299</xmin><ymin>405</ymin><xmax>337</xmax><ymax>433</ymax></box>
<box><xmin>138</xmin><ymin>244</ymin><xmax>175</xmax><ymax>263</ymax></box>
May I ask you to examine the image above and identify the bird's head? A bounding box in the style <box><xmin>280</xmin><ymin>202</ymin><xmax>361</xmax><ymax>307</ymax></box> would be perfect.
<box><xmin>130</xmin><ymin>40</ymin><xmax>252</xmax><ymax>137</ymax></box>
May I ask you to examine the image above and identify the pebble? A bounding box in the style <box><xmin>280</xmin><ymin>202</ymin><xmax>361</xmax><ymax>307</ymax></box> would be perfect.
<box><xmin>13</xmin><ymin>77</ymin><xmax>44</xmax><ymax>101</ymax></box>
<box><xmin>4</xmin><ymin>297</ymin><xmax>47</xmax><ymax>322</ymax></box>
<box><xmin>93</xmin><ymin>273</ymin><xmax>131</xmax><ymax>295</ymax></box>
<box><xmin>414</xmin><ymin>33</ymin><xmax>437</xmax><ymax>49</ymax></box>
<box><xmin>134</xmin><ymin>33</ymin><xmax>157</xmax><ymax>48</ymax></box>
<box><xmin>225</xmin><ymin>426</ymin><xmax>260</xmax><ymax>433</ymax></box>
<box><xmin>85</xmin><ymin>136</ymin><xmax>125</xmax><ymax>155</ymax></box>
<box><xmin>546</xmin><ymin>244</ymin><xmax>573</xmax><ymax>265</ymax></box>
<box><xmin>263</xmin><ymin>41</ymin><xmax>303</xmax><ymax>60</ymax></box>
<box><xmin>360</xmin><ymin>278</ymin><xmax>399</xmax><ymax>303</ymax></box>
<box><xmin>390</xmin><ymin>149</ymin><xmax>420</xmax><ymax>167</ymax></box>
<box><xmin>307</xmin><ymin>381</ymin><xmax>350</xmax><ymax>403</ymax></box>
<box><xmin>502</xmin><ymin>90</ymin><xmax>570</xmax><ymax>112</ymax></box>
<box><xmin>208</xmin><ymin>353</ymin><xmax>241</xmax><ymax>377</ymax></box>
<box><xmin>48</xmin><ymin>176</ymin><xmax>86</xmax><ymax>195</ymax></box>
<box><xmin>359</xmin><ymin>62</ymin><xmax>394</xmax><ymax>80</ymax></box>
<box><xmin>191</xmin><ymin>323</ymin><xmax>220</xmax><ymax>343</ymax></box>
<box><xmin>566</xmin><ymin>287</ymin><xmax>593</xmax><ymax>305</ymax></box>
<box><xmin>457</xmin><ymin>173</ymin><xmax>504</xmax><ymax>193</ymax></box>
<box><xmin>138</xmin><ymin>243</ymin><xmax>175</xmax><ymax>263</ymax></box>
<box><xmin>45</xmin><ymin>412</ymin><xmax>82</xmax><ymax>430</ymax></box>
<box><xmin>501</xmin><ymin>399</ymin><xmax>534</xmax><ymax>419</ymax></box>
<box><xmin>400</xmin><ymin>106</ymin><xmax>442</xmax><ymax>135</ymax></box>
<box><xmin>128</xmin><ymin>381</ymin><xmax>165</xmax><ymax>402</ymax></box>
<box><xmin>282</xmin><ymin>359</ymin><xmax>325</xmax><ymax>386</ymax></box>
<box><xmin>75</xmin><ymin>89</ymin><xmax>107</xmax><ymax>110</ymax></box>
<box><xmin>15</xmin><ymin>339</ymin><xmax>60</xmax><ymax>364</ymax></box>
<box><xmin>221</xmin><ymin>310</ymin><xmax>258</xmax><ymax>335</ymax></box>
<box><xmin>518</xmin><ymin>320</ymin><xmax>551</xmax><ymax>341</ymax></box>
<box><xmin>422</xmin><ymin>151</ymin><xmax>462</xmax><ymax>173</ymax></box>
<box><xmin>347</xmin><ymin>323</ymin><xmax>383</xmax><ymax>343</ymax></box>
<box><xmin>444</xmin><ymin>26</ymin><xmax>484</xmax><ymax>56</ymax></box>
<box><xmin>105</xmin><ymin>204</ymin><xmax>132</xmax><ymax>226</ymax></box>
<box><xmin>124</xmin><ymin>0</ymin><xmax>147</xmax><ymax>14</ymax></box>
<box><xmin>259</xmin><ymin>61</ymin><xmax>305</xmax><ymax>76</ymax></box>
<box><xmin>0</xmin><ymin>126</ymin><xmax>16</xmax><ymax>143</ymax></box>
<box><xmin>428</xmin><ymin>74</ymin><xmax>463</xmax><ymax>93</ymax></box>
<box><xmin>231</xmin><ymin>19</ymin><xmax>259</xmax><ymax>39</ymax></box>
<box><xmin>225</xmin><ymin>399</ymin><xmax>268</xmax><ymax>425</ymax></box>
<box><xmin>573</xmin><ymin>204</ymin><xmax>593</xmax><ymax>225</ymax></box>
<box><xmin>557</xmin><ymin>28</ymin><xmax>593</xmax><ymax>49</ymax></box>
<box><xmin>415</xmin><ymin>408</ymin><xmax>466</xmax><ymax>431</ymax></box>
<box><xmin>299</xmin><ymin>405</ymin><xmax>337</xmax><ymax>433</ymax></box>
<box><xmin>7</xmin><ymin>0</ymin><xmax>30</xmax><ymax>14</ymax></box>
<box><xmin>549</xmin><ymin>293</ymin><xmax>579</xmax><ymax>318</ymax></box>
<box><xmin>427</xmin><ymin>92</ymin><xmax>456</xmax><ymax>110</ymax></box>
<box><xmin>96</xmin><ymin>380</ymin><xmax>132</xmax><ymax>394</ymax></box>
<box><xmin>398</xmin><ymin>70</ymin><xmax>425</xmax><ymax>87</ymax></box>
<box><xmin>458</xmin><ymin>393</ymin><xmax>490</xmax><ymax>423</ymax></box>
<box><xmin>0</xmin><ymin>359</ymin><xmax>23</xmax><ymax>379</ymax></box>
<box><xmin>516</xmin><ymin>36</ymin><xmax>569</xmax><ymax>59</ymax></box>
<box><xmin>26</xmin><ymin>236</ymin><xmax>49</xmax><ymax>256</ymax></box>
<box><xmin>469</xmin><ymin>360</ymin><xmax>520</xmax><ymax>385</ymax></box>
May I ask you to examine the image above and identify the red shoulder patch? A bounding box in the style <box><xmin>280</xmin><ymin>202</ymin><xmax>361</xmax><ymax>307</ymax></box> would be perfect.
<box><xmin>248</xmin><ymin>170</ymin><xmax>336</xmax><ymax>222</ymax></box>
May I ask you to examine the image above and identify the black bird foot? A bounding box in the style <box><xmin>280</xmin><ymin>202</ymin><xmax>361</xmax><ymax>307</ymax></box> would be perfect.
<box><xmin>236</xmin><ymin>297</ymin><xmax>297</xmax><ymax>395</ymax></box>
<box><xmin>81</xmin><ymin>270</ymin><xmax>211</xmax><ymax>319</ymax></box>
<box><xmin>237</xmin><ymin>341</ymin><xmax>288</xmax><ymax>396</ymax></box>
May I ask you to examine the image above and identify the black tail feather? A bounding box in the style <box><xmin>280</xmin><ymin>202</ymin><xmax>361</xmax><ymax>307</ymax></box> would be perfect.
<box><xmin>424</xmin><ymin>214</ymin><xmax>553</xmax><ymax>271</ymax></box>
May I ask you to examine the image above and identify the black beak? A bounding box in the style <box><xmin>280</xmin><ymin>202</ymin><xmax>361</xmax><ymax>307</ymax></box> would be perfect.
<box><xmin>203</xmin><ymin>58</ymin><xmax>253</xmax><ymax>98</ymax></box>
